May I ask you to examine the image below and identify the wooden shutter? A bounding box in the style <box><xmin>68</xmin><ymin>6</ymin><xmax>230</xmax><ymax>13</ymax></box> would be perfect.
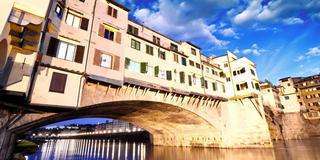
<box><xmin>49</xmin><ymin>72</ymin><xmax>67</xmax><ymax>93</ymax></box>
<box><xmin>154</xmin><ymin>66</ymin><xmax>159</xmax><ymax>77</ymax></box>
<box><xmin>113</xmin><ymin>55</ymin><xmax>120</xmax><ymax>71</ymax></box>
<box><xmin>47</xmin><ymin>37</ymin><xmax>59</xmax><ymax>57</ymax></box>
<box><xmin>201</xmin><ymin>77</ymin><xmax>205</xmax><ymax>87</ymax></box>
<box><xmin>188</xmin><ymin>75</ymin><xmax>192</xmax><ymax>86</ymax></box>
<box><xmin>93</xmin><ymin>49</ymin><xmax>101</xmax><ymax>66</ymax></box>
<box><xmin>180</xmin><ymin>72</ymin><xmax>185</xmax><ymax>83</ymax></box>
<box><xmin>140</xmin><ymin>62</ymin><xmax>147</xmax><ymax>73</ymax></box>
<box><xmin>113</xmin><ymin>9</ymin><xmax>118</xmax><ymax>18</ymax></box>
<box><xmin>75</xmin><ymin>45</ymin><xmax>85</xmax><ymax>63</ymax></box>
<box><xmin>115</xmin><ymin>32</ymin><xmax>121</xmax><ymax>44</ymax></box>
<box><xmin>166</xmin><ymin>71</ymin><xmax>172</xmax><ymax>80</ymax></box>
<box><xmin>80</xmin><ymin>18</ymin><xmax>89</xmax><ymax>30</ymax></box>
<box><xmin>107</xmin><ymin>6</ymin><xmax>113</xmax><ymax>16</ymax></box>
<box><xmin>98</xmin><ymin>24</ymin><xmax>105</xmax><ymax>37</ymax></box>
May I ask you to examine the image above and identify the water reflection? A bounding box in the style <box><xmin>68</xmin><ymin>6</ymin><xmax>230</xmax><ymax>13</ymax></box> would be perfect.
<box><xmin>27</xmin><ymin>137</ymin><xmax>320</xmax><ymax>160</ymax></box>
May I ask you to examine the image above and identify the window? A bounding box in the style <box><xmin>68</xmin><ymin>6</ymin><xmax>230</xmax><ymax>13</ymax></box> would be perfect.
<box><xmin>224</xmin><ymin>63</ymin><xmax>228</xmax><ymax>68</ymax></box>
<box><xmin>191</xmin><ymin>48</ymin><xmax>196</xmax><ymax>55</ymax></box>
<box><xmin>226</xmin><ymin>77</ymin><xmax>230</xmax><ymax>82</ymax></box>
<box><xmin>79</xmin><ymin>0</ymin><xmax>85</xmax><ymax>2</ymax></box>
<box><xmin>188</xmin><ymin>75</ymin><xmax>192</xmax><ymax>86</ymax></box>
<box><xmin>250</xmin><ymin>69</ymin><xmax>255</xmax><ymax>76</ymax></box>
<box><xmin>196</xmin><ymin>63</ymin><xmax>201</xmax><ymax>69</ymax></box>
<box><xmin>170</xmin><ymin>43</ymin><xmax>178</xmax><ymax>52</ymax></box>
<box><xmin>158</xmin><ymin>50</ymin><xmax>166</xmax><ymax>60</ymax></box>
<box><xmin>181</xmin><ymin>57</ymin><xmax>187</xmax><ymax>66</ymax></box>
<box><xmin>49</xmin><ymin>72</ymin><xmax>67</xmax><ymax>93</ymax></box>
<box><xmin>131</xmin><ymin>39</ymin><xmax>140</xmax><ymax>50</ymax></box>
<box><xmin>206</xmin><ymin>67</ymin><xmax>210</xmax><ymax>73</ymax></box>
<box><xmin>173</xmin><ymin>54</ymin><xmax>179</xmax><ymax>63</ymax></box>
<box><xmin>189</xmin><ymin>60</ymin><xmax>195</xmax><ymax>66</ymax></box>
<box><xmin>212</xmin><ymin>82</ymin><xmax>217</xmax><ymax>91</ymax></box>
<box><xmin>57</xmin><ymin>41</ymin><xmax>76</xmax><ymax>61</ymax></box>
<box><xmin>126</xmin><ymin>59</ymin><xmax>140</xmax><ymax>73</ymax></box>
<box><xmin>107</xmin><ymin>6</ymin><xmax>118</xmax><ymax>18</ymax></box>
<box><xmin>166</xmin><ymin>71</ymin><xmax>172</xmax><ymax>80</ymax></box>
<box><xmin>204</xmin><ymin>80</ymin><xmax>208</xmax><ymax>89</ymax></box>
<box><xmin>285</xmin><ymin>96</ymin><xmax>289</xmax><ymax>100</ymax></box>
<box><xmin>104</xmin><ymin>29</ymin><xmax>114</xmax><ymax>41</ymax></box>
<box><xmin>55</xmin><ymin>5</ymin><xmax>63</xmax><ymax>19</ymax></box>
<box><xmin>240</xmin><ymin>68</ymin><xmax>245</xmax><ymax>74</ymax></box>
<box><xmin>146</xmin><ymin>45</ymin><xmax>154</xmax><ymax>55</ymax></box>
<box><xmin>66</xmin><ymin>12</ymin><xmax>81</xmax><ymax>28</ymax></box>
<box><xmin>128</xmin><ymin>25</ymin><xmax>139</xmax><ymax>35</ymax></box>
<box><xmin>222</xmin><ymin>84</ymin><xmax>226</xmax><ymax>93</ymax></box>
<box><xmin>100</xmin><ymin>54</ymin><xmax>112</xmax><ymax>68</ymax></box>
<box><xmin>240</xmin><ymin>82</ymin><xmax>248</xmax><ymax>90</ymax></box>
<box><xmin>153</xmin><ymin>36</ymin><xmax>160</xmax><ymax>45</ymax></box>
<box><xmin>179</xmin><ymin>72</ymin><xmax>185</xmax><ymax>83</ymax></box>
<box><xmin>47</xmin><ymin>37</ymin><xmax>84</xmax><ymax>63</ymax></box>
<box><xmin>255</xmin><ymin>83</ymin><xmax>260</xmax><ymax>90</ymax></box>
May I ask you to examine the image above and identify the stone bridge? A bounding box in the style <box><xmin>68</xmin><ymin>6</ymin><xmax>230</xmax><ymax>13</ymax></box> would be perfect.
<box><xmin>1</xmin><ymin>80</ymin><xmax>272</xmax><ymax>159</ymax></box>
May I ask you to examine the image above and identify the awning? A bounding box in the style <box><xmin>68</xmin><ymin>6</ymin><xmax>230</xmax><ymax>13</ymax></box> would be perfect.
<box><xmin>103</xmin><ymin>23</ymin><xmax>119</xmax><ymax>33</ymax></box>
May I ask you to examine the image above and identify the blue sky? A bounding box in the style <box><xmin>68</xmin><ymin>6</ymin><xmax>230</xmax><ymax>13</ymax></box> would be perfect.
<box><xmin>118</xmin><ymin>0</ymin><xmax>320</xmax><ymax>84</ymax></box>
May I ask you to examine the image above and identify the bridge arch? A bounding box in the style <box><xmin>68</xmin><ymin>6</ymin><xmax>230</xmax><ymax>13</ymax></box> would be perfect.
<box><xmin>12</xmin><ymin>100</ymin><xmax>222</xmax><ymax>147</ymax></box>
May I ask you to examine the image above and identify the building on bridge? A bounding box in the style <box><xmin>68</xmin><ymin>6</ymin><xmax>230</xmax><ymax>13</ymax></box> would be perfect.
<box><xmin>0</xmin><ymin>1</ymin><xmax>273</xmax><ymax>158</ymax></box>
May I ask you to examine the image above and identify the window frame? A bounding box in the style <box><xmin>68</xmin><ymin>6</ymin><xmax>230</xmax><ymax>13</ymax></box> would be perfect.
<box><xmin>131</xmin><ymin>39</ymin><xmax>141</xmax><ymax>50</ymax></box>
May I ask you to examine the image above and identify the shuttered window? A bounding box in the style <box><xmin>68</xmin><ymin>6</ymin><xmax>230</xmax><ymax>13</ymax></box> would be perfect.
<box><xmin>179</xmin><ymin>72</ymin><xmax>185</xmax><ymax>83</ymax></box>
<box><xmin>191</xmin><ymin>48</ymin><xmax>196</xmax><ymax>55</ymax></box>
<box><xmin>166</xmin><ymin>71</ymin><xmax>172</xmax><ymax>80</ymax></box>
<box><xmin>49</xmin><ymin>72</ymin><xmax>67</xmax><ymax>93</ymax></box>
<box><xmin>66</xmin><ymin>12</ymin><xmax>81</xmax><ymax>28</ymax></box>
<box><xmin>140</xmin><ymin>62</ymin><xmax>148</xmax><ymax>73</ymax></box>
<box><xmin>181</xmin><ymin>57</ymin><xmax>187</xmax><ymax>66</ymax></box>
<box><xmin>131</xmin><ymin>39</ymin><xmax>140</xmax><ymax>50</ymax></box>
<box><xmin>128</xmin><ymin>25</ymin><xmax>138</xmax><ymax>35</ymax></box>
<box><xmin>173</xmin><ymin>54</ymin><xmax>178</xmax><ymax>63</ymax></box>
<box><xmin>212</xmin><ymin>82</ymin><xmax>217</xmax><ymax>91</ymax></box>
<box><xmin>80</xmin><ymin>18</ymin><xmax>89</xmax><ymax>30</ymax></box>
<box><xmin>146</xmin><ymin>45</ymin><xmax>153</xmax><ymax>55</ymax></box>
<box><xmin>188</xmin><ymin>75</ymin><xmax>192</xmax><ymax>86</ymax></box>
<box><xmin>107</xmin><ymin>6</ymin><xmax>118</xmax><ymax>18</ymax></box>
<box><xmin>47</xmin><ymin>37</ymin><xmax>84</xmax><ymax>63</ymax></box>
<box><xmin>93</xmin><ymin>49</ymin><xmax>120</xmax><ymax>70</ymax></box>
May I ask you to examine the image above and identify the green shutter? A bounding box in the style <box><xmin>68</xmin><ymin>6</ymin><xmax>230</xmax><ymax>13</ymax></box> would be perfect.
<box><xmin>166</xmin><ymin>71</ymin><xmax>172</xmax><ymax>80</ymax></box>
<box><xmin>201</xmin><ymin>77</ymin><xmax>205</xmax><ymax>87</ymax></box>
<box><xmin>140</xmin><ymin>62</ymin><xmax>147</xmax><ymax>73</ymax></box>
<box><xmin>154</xmin><ymin>66</ymin><xmax>159</xmax><ymax>77</ymax></box>
<box><xmin>179</xmin><ymin>72</ymin><xmax>185</xmax><ymax>83</ymax></box>
<box><xmin>125</xmin><ymin>58</ymin><xmax>130</xmax><ymax>69</ymax></box>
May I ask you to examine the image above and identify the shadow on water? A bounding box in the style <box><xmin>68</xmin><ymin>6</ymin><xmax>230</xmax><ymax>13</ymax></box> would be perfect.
<box><xmin>24</xmin><ymin>137</ymin><xmax>320</xmax><ymax>160</ymax></box>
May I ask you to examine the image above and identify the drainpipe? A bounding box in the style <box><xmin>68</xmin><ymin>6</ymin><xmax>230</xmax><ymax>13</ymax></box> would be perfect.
<box><xmin>76</xmin><ymin>0</ymin><xmax>98</xmax><ymax>108</ymax></box>
<box><xmin>26</xmin><ymin>0</ymin><xmax>54</xmax><ymax>103</ymax></box>
<box><xmin>198</xmin><ymin>53</ymin><xmax>206</xmax><ymax>95</ymax></box>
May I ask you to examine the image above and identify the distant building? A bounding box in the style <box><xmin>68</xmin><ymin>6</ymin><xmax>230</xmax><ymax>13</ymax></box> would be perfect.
<box><xmin>260</xmin><ymin>81</ymin><xmax>282</xmax><ymax>112</ymax></box>
<box><xmin>278</xmin><ymin>77</ymin><xmax>302</xmax><ymax>113</ymax></box>
<box><xmin>95</xmin><ymin>120</ymin><xmax>144</xmax><ymax>133</ymax></box>
<box><xmin>210</xmin><ymin>52</ymin><xmax>260</xmax><ymax>99</ymax></box>
<box><xmin>294</xmin><ymin>74</ymin><xmax>320</xmax><ymax>112</ymax></box>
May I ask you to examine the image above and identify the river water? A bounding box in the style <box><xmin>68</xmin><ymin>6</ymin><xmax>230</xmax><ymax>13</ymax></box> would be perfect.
<box><xmin>26</xmin><ymin>137</ymin><xmax>320</xmax><ymax>160</ymax></box>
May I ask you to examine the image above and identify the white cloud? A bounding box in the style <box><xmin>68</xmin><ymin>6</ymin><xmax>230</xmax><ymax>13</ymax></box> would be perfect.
<box><xmin>283</xmin><ymin>17</ymin><xmax>304</xmax><ymax>25</ymax></box>
<box><xmin>295</xmin><ymin>55</ymin><xmax>305</xmax><ymax>62</ymax></box>
<box><xmin>242</xmin><ymin>43</ymin><xmax>267</xmax><ymax>56</ymax></box>
<box><xmin>233</xmin><ymin>0</ymin><xmax>317</xmax><ymax>25</ymax></box>
<box><xmin>133</xmin><ymin>0</ymin><xmax>229</xmax><ymax>46</ymax></box>
<box><xmin>220</xmin><ymin>28</ymin><xmax>236</xmax><ymax>37</ymax></box>
<box><xmin>305</xmin><ymin>46</ymin><xmax>320</xmax><ymax>56</ymax></box>
<box><xmin>295</xmin><ymin>45</ymin><xmax>320</xmax><ymax>62</ymax></box>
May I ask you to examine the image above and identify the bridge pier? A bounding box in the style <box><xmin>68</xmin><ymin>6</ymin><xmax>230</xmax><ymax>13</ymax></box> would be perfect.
<box><xmin>0</xmin><ymin>108</ymin><xmax>17</xmax><ymax>160</ymax></box>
